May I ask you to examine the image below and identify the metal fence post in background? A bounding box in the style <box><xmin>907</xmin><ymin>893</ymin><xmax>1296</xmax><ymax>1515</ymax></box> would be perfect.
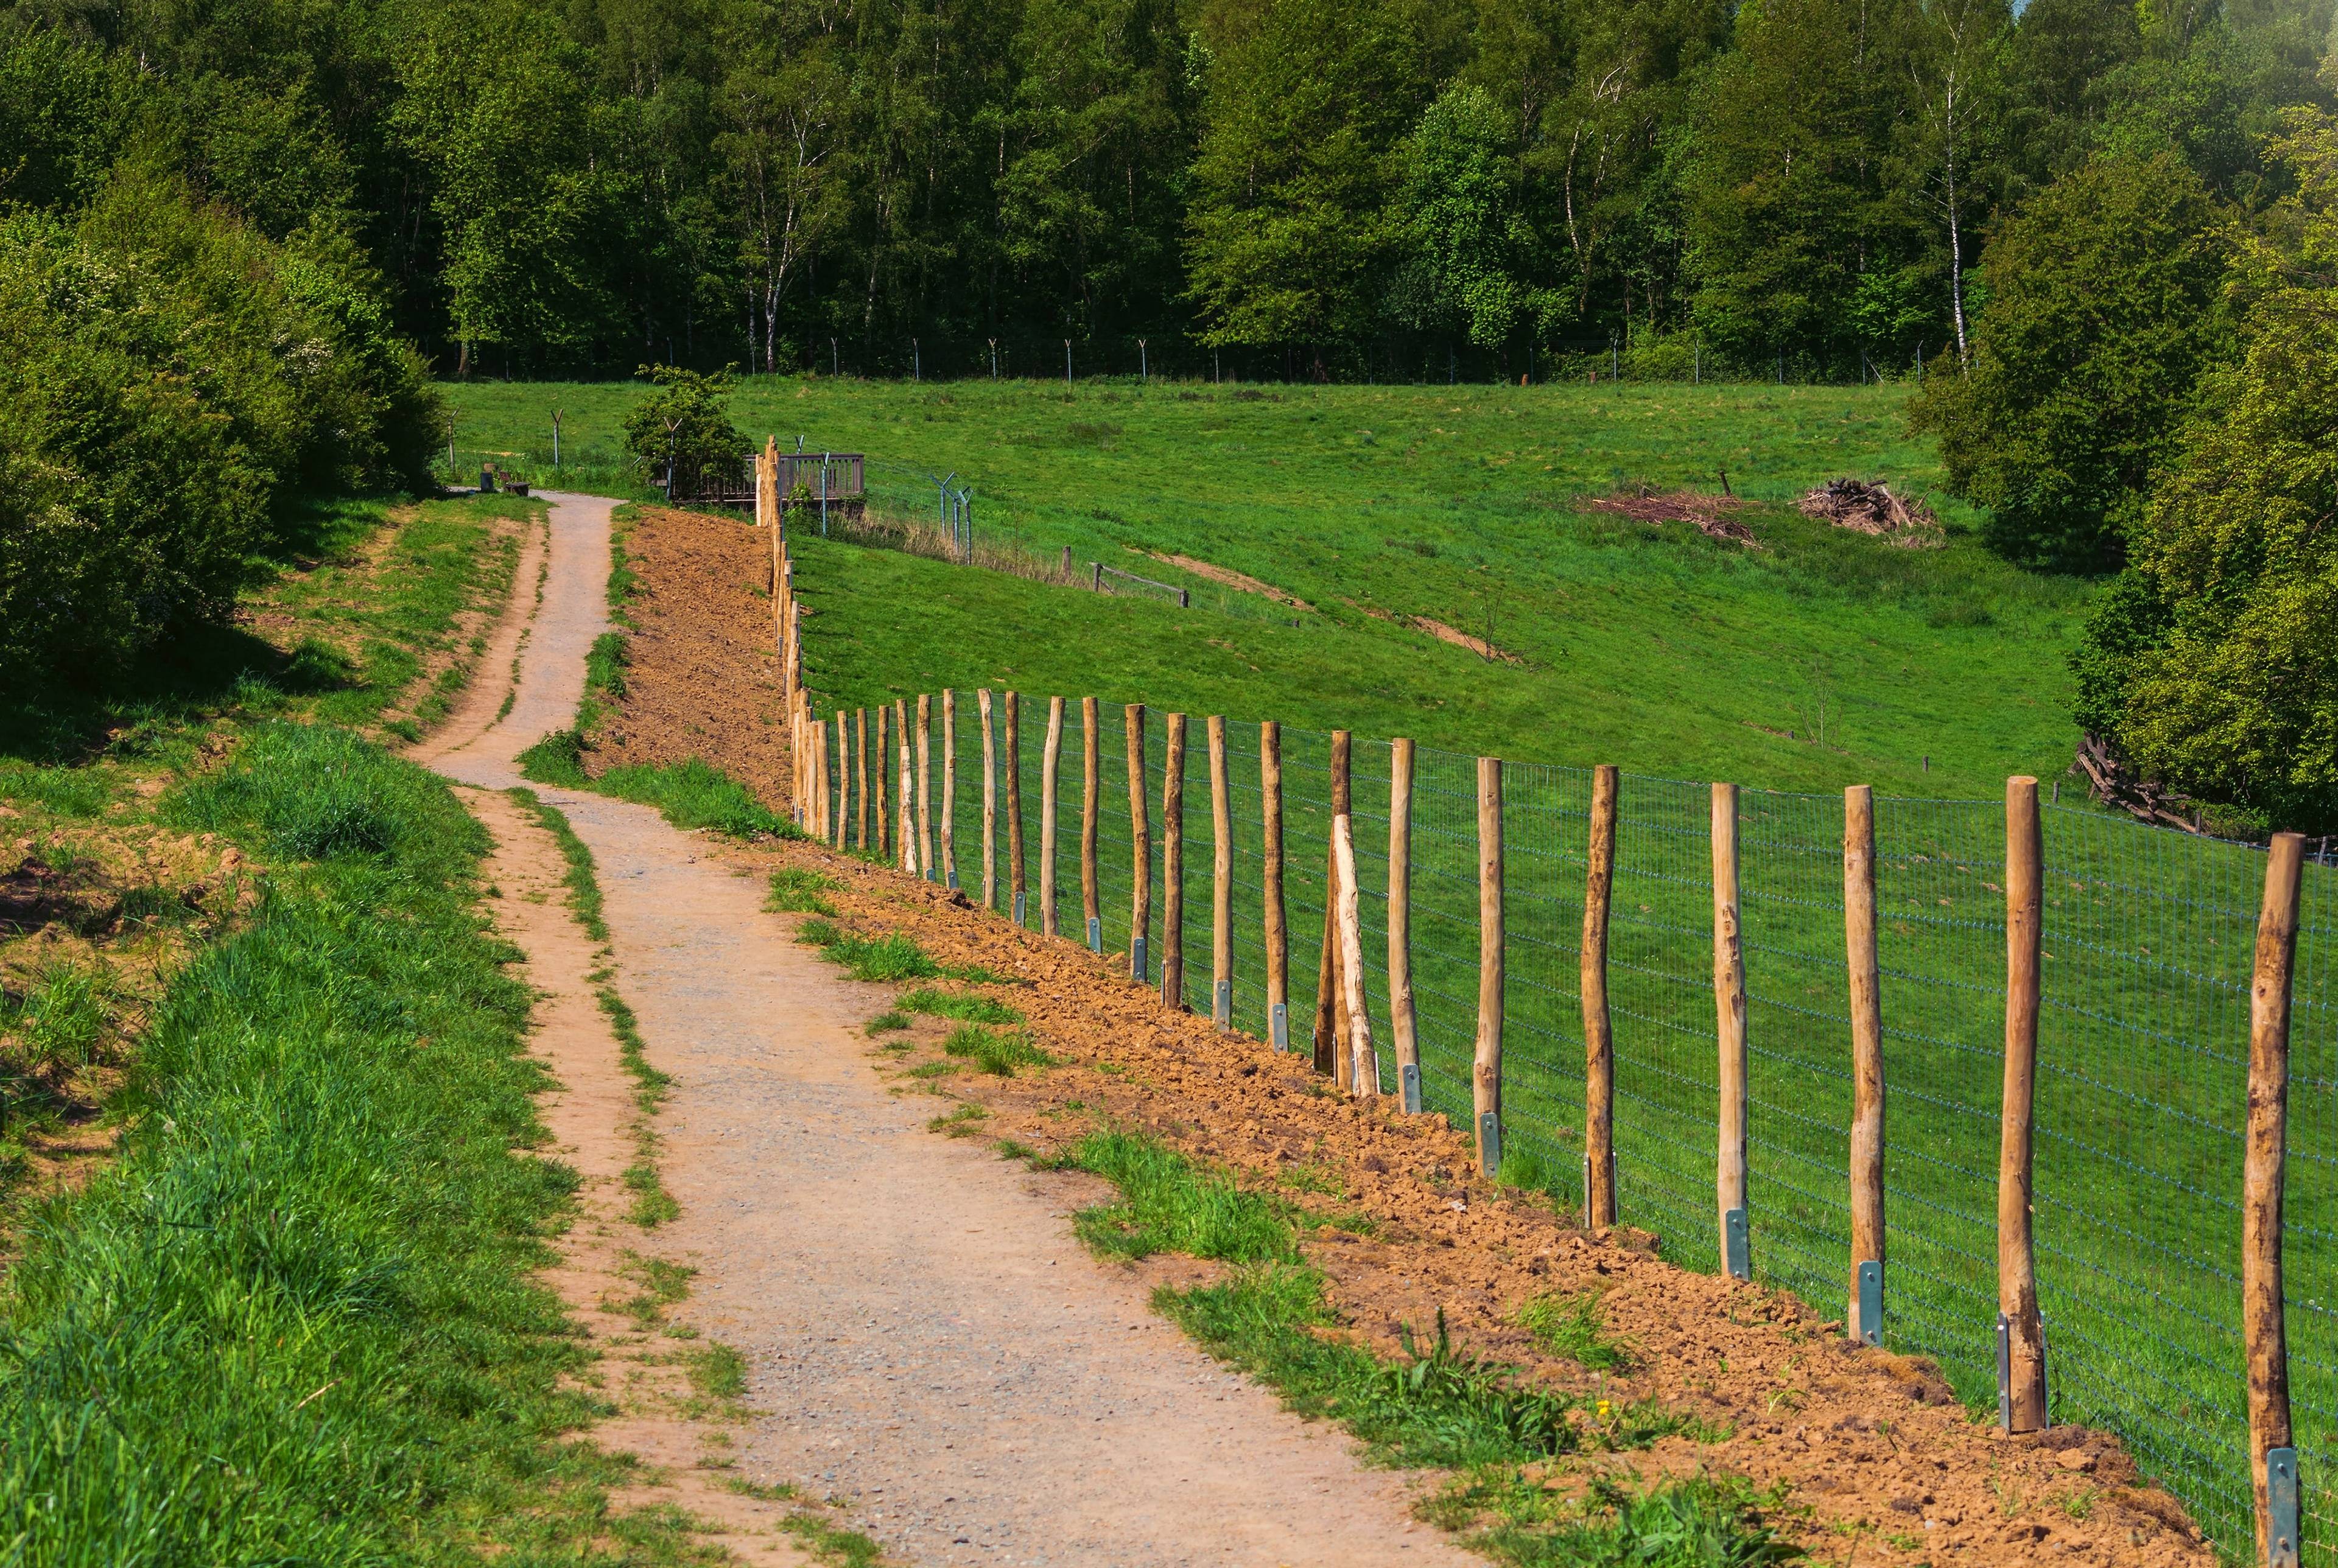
<box><xmin>1713</xmin><ymin>781</ymin><xmax>1750</xmax><ymax>1281</ymax></box>
<box><xmin>2248</xmin><ymin>831</ymin><xmax>2306</xmax><ymax>1568</ymax></box>
<box><xmin>1162</xmin><ymin>713</ymin><xmax>1187</xmax><ymax>1009</ymax></box>
<box><xmin>1582</xmin><ymin>765</ymin><xmax>1618</xmax><ymax>1227</ymax></box>
<box><xmin>1126</xmin><ymin>704</ymin><xmax>1151</xmax><ymax>981</ymax></box>
<box><xmin>1041</xmin><ymin>698</ymin><xmax>1063</xmax><ymax>936</ymax></box>
<box><xmin>1845</xmin><ymin>784</ymin><xmax>1886</xmax><ymax>1345</ymax></box>
<box><xmin>1210</xmin><ymin>716</ymin><xmax>1233</xmax><ymax>1030</ymax></box>
<box><xmin>1081</xmin><ymin>697</ymin><xmax>1101</xmax><ymax>951</ymax></box>
<box><xmin>1262</xmin><ymin>721</ymin><xmax>1288</xmax><ymax>1049</ymax></box>
<box><xmin>978</xmin><ymin>689</ymin><xmax>997</xmax><ymax>909</ymax></box>
<box><xmin>1999</xmin><ymin>775</ymin><xmax>2049</xmax><ymax>1432</ymax></box>
<box><xmin>915</xmin><ymin>694</ymin><xmax>934</xmax><ymax>879</ymax></box>
<box><xmin>1006</xmin><ymin>691</ymin><xmax>1026</xmax><ymax>926</ymax></box>
<box><xmin>1389</xmin><ymin>737</ymin><xmax>1420</xmax><ymax>1111</ymax></box>
<box><xmin>939</xmin><ymin>692</ymin><xmax>957</xmax><ymax>887</ymax></box>
<box><xmin>1474</xmin><ymin>757</ymin><xmax>1504</xmax><ymax>1176</ymax></box>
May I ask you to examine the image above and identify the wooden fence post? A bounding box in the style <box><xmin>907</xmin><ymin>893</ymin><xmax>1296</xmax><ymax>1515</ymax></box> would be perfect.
<box><xmin>834</xmin><ymin>712</ymin><xmax>848</xmax><ymax>850</ymax></box>
<box><xmin>896</xmin><ymin>699</ymin><xmax>914</xmax><ymax>875</ymax></box>
<box><xmin>1263</xmin><ymin>722</ymin><xmax>1288</xmax><ymax>1049</ymax></box>
<box><xmin>1999</xmin><ymin>775</ymin><xmax>2048</xmax><ymax>1432</ymax></box>
<box><xmin>855</xmin><ymin>709</ymin><xmax>869</xmax><ymax>852</ymax></box>
<box><xmin>1316</xmin><ymin>731</ymin><xmax>1352</xmax><ymax>1083</ymax></box>
<box><xmin>1845</xmin><ymin>784</ymin><xmax>1887</xmax><ymax>1345</ymax></box>
<box><xmin>1332</xmin><ymin>786</ymin><xmax>1375</xmax><ymax>1097</ymax></box>
<box><xmin>1474</xmin><ymin>756</ymin><xmax>1504</xmax><ymax>1175</ymax></box>
<box><xmin>2248</xmin><ymin>831</ymin><xmax>2307</xmax><ymax>1567</ymax></box>
<box><xmin>1041</xmin><ymin>698</ymin><xmax>1064</xmax><ymax>936</ymax></box>
<box><xmin>978</xmin><ymin>689</ymin><xmax>997</xmax><ymax>910</ymax></box>
<box><xmin>1209</xmin><ymin>716</ymin><xmax>1233</xmax><ymax>1030</ymax></box>
<box><xmin>940</xmin><ymin>691</ymin><xmax>957</xmax><ymax>886</ymax></box>
<box><xmin>1081</xmin><ymin>697</ymin><xmax>1101</xmax><ymax>951</ymax></box>
<box><xmin>916</xmin><ymin>694</ymin><xmax>934</xmax><ymax>879</ymax></box>
<box><xmin>1582</xmin><ymin>765</ymin><xmax>1618</xmax><ymax>1227</ymax></box>
<box><xmin>1713</xmin><ymin>782</ymin><xmax>1749</xmax><ymax>1279</ymax></box>
<box><xmin>1126</xmin><ymin>704</ymin><xmax>1151</xmax><ymax>981</ymax></box>
<box><xmin>1005</xmin><ymin>692</ymin><xmax>1025</xmax><ymax>924</ymax></box>
<box><xmin>873</xmin><ymin>704</ymin><xmax>890</xmax><ymax>859</ymax></box>
<box><xmin>1389</xmin><ymin>738</ymin><xmax>1419</xmax><ymax>1110</ymax></box>
<box><xmin>814</xmin><ymin>715</ymin><xmax>830</xmax><ymax>842</ymax></box>
<box><xmin>1162</xmin><ymin>713</ymin><xmax>1186</xmax><ymax>1007</ymax></box>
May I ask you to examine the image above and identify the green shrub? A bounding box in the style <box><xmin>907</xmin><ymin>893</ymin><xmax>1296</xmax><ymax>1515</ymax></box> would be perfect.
<box><xmin>621</xmin><ymin>364</ymin><xmax>747</xmax><ymax>492</ymax></box>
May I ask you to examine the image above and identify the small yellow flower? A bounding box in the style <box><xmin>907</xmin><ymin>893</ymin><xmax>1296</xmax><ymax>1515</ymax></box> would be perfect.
<box><xmin>1595</xmin><ymin>1399</ymin><xmax>1614</xmax><ymax>1419</ymax></box>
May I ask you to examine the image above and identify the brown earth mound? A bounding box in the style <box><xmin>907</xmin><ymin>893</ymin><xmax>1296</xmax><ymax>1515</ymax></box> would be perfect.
<box><xmin>592</xmin><ymin>500</ymin><xmax>2217</xmax><ymax>1568</ymax></box>
<box><xmin>1589</xmin><ymin>489</ymin><xmax>1759</xmax><ymax>547</ymax></box>
<box><xmin>1798</xmin><ymin>478</ymin><xmax>1941</xmax><ymax>546</ymax></box>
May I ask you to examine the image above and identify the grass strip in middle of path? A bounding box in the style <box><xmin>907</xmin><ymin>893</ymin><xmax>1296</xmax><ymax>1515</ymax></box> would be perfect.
<box><xmin>508</xmin><ymin>786</ymin><xmax>679</xmax><ymax>1228</ymax></box>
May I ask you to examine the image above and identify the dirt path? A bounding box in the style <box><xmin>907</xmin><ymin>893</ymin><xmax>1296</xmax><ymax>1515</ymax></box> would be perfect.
<box><xmin>428</xmin><ymin>491</ymin><xmax>1487</xmax><ymax>1566</ymax></box>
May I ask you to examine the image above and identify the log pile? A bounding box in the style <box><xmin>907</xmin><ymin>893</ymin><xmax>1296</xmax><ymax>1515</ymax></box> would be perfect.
<box><xmin>1797</xmin><ymin>478</ymin><xmax>1940</xmax><ymax>546</ymax></box>
<box><xmin>2073</xmin><ymin>733</ymin><xmax>2210</xmax><ymax>834</ymax></box>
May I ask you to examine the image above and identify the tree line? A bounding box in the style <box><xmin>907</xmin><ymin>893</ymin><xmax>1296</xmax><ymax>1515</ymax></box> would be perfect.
<box><xmin>2</xmin><ymin>0</ymin><xmax>2331</xmax><ymax>382</ymax></box>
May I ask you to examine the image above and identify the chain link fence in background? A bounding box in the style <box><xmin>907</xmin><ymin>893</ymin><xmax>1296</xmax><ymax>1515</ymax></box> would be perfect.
<box><xmin>801</xmin><ymin>688</ymin><xmax>2338</xmax><ymax>1566</ymax></box>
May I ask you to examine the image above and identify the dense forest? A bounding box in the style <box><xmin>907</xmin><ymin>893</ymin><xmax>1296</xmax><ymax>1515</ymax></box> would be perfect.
<box><xmin>2</xmin><ymin>0</ymin><xmax>2332</xmax><ymax>382</ymax></box>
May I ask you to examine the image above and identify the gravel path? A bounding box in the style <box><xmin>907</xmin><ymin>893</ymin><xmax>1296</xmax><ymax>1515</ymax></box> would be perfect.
<box><xmin>430</xmin><ymin>491</ymin><xmax>1486</xmax><ymax>1568</ymax></box>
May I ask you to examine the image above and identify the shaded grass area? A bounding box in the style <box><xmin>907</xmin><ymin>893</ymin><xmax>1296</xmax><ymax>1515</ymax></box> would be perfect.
<box><xmin>1043</xmin><ymin>1126</ymin><xmax>1769</xmax><ymax>1565</ymax></box>
<box><xmin>0</xmin><ymin>720</ymin><xmax>697</xmax><ymax>1563</ymax></box>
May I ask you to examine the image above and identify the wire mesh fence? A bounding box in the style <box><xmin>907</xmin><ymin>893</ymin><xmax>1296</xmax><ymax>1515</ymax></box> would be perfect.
<box><xmin>812</xmin><ymin>682</ymin><xmax>2334</xmax><ymax>1566</ymax></box>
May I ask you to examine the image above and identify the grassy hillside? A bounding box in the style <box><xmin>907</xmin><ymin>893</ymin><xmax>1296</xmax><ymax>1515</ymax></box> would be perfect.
<box><xmin>449</xmin><ymin>377</ymin><xmax>2092</xmax><ymax>795</ymax></box>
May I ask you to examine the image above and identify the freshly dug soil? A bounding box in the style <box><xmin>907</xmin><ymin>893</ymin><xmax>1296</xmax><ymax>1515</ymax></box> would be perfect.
<box><xmin>605</xmin><ymin>501</ymin><xmax>2216</xmax><ymax>1568</ymax></box>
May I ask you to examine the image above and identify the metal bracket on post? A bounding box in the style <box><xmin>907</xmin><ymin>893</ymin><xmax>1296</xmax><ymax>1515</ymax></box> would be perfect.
<box><xmin>1400</xmin><ymin>1063</ymin><xmax>1421</xmax><ymax>1114</ymax></box>
<box><xmin>1856</xmin><ymin>1260</ymin><xmax>1883</xmax><ymax>1347</ymax></box>
<box><xmin>1723</xmin><ymin>1208</ymin><xmax>1751</xmax><ymax>1280</ymax></box>
<box><xmin>1995</xmin><ymin>1314</ymin><xmax>2013</xmax><ymax>1431</ymax></box>
<box><xmin>1270</xmin><ymin>1001</ymin><xmax>1288</xmax><ymax>1051</ymax></box>
<box><xmin>2267</xmin><ymin>1447</ymin><xmax>2301</xmax><ymax>1567</ymax></box>
<box><xmin>1213</xmin><ymin>980</ymin><xmax>1231</xmax><ymax>1029</ymax></box>
<box><xmin>947</xmin><ymin>870</ymin><xmax>959</xmax><ymax>891</ymax></box>
<box><xmin>1583</xmin><ymin>1154</ymin><xmax>1593</xmax><ymax>1222</ymax></box>
<box><xmin>1087</xmin><ymin>916</ymin><xmax>1101</xmax><ymax>953</ymax></box>
<box><xmin>1131</xmin><ymin>935</ymin><xmax>1148</xmax><ymax>982</ymax></box>
<box><xmin>1013</xmin><ymin>891</ymin><xmax>1025</xmax><ymax>927</ymax></box>
<box><xmin>1478</xmin><ymin>1111</ymin><xmax>1503</xmax><ymax>1177</ymax></box>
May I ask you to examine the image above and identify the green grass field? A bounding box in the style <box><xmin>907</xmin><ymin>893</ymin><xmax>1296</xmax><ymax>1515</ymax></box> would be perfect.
<box><xmin>444</xmin><ymin>376</ymin><xmax>2092</xmax><ymax>798</ymax></box>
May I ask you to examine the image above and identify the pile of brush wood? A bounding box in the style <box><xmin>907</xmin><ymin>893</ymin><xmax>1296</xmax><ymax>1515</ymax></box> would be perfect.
<box><xmin>1798</xmin><ymin>478</ymin><xmax>1940</xmax><ymax>545</ymax></box>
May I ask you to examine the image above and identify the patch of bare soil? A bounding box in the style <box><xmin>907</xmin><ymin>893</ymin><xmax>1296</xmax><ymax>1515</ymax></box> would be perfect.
<box><xmin>580</xmin><ymin>506</ymin><xmax>792</xmax><ymax>802</ymax></box>
<box><xmin>1409</xmin><ymin>615</ymin><xmax>1524</xmax><ymax>663</ymax></box>
<box><xmin>1797</xmin><ymin>479</ymin><xmax>1942</xmax><ymax>547</ymax></box>
<box><xmin>613</xmin><ymin>500</ymin><xmax>2214</xmax><ymax>1568</ymax></box>
<box><xmin>1134</xmin><ymin>548</ymin><xmax>1315</xmax><ymax>609</ymax></box>
<box><xmin>1588</xmin><ymin>489</ymin><xmax>1759</xmax><ymax>547</ymax></box>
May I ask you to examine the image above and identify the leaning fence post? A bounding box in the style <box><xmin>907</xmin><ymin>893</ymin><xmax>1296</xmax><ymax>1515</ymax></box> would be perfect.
<box><xmin>1583</xmin><ymin>765</ymin><xmax>1618</xmax><ymax>1226</ymax></box>
<box><xmin>1332</xmin><ymin>788</ymin><xmax>1376</xmax><ymax>1097</ymax></box>
<box><xmin>1999</xmin><ymin>775</ymin><xmax>2049</xmax><ymax>1432</ymax></box>
<box><xmin>1006</xmin><ymin>692</ymin><xmax>1026</xmax><ymax>925</ymax></box>
<box><xmin>940</xmin><ymin>691</ymin><xmax>957</xmax><ymax>887</ymax></box>
<box><xmin>1315</xmin><ymin>732</ymin><xmax>1351</xmax><ymax>1082</ymax></box>
<box><xmin>1162</xmin><ymin>713</ymin><xmax>1187</xmax><ymax>1009</ymax></box>
<box><xmin>896</xmin><ymin>699</ymin><xmax>915</xmax><ymax>875</ymax></box>
<box><xmin>1081</xmin><ymin>697</ymin><xmax>1101</xmax><ymax>951</ymax></box>
<box><xmin>1262</xmin><ymin>721</ymin><xmax>1288</xmax><ymax>1049</ymax></box>
<box><xmin>2248</xmin><ymin>831</ymin><xmax>2306</xmax><ymax>1567</ymax></box>
<box><xmin>1713</xmin><ymin>782</ymin><xmax>1749</xmax><ymax>1280</ymax></box>
<box><xmin>1845</xmin><ymin>784</ymin><xmax>1886</xmax><ymax>1344</ymax></box>
<box><xmin>1041</xmin><ymin>698</ymin><xmax>1064</xmax><ymax>936</ymax></box>
<box><xmin>1209</xmin><ymin>716</ymin><xmax>1233</xmax><ymax>1030</ymax></box>
<box><xmin>1474</xmin><ymin>757</ymin><xmax>1504</xmax><ymax>1175</ymax></box>
<box><xmin>1388</xmin><ymin>738</ymin><xmax>1418</xmax><ymax>1108</ymax></box>
<box><xmin>916</xmin><ymin>695</ymin><xmax>934</xmax><ymax>879</ymax></box>
<box><xmin>978</xmin><ymin>689</ymin><xmax>997</xmax><ymax>910</ymax></box>
<box><xmin>1126</xmin><ymin>705</ymin><xmax>1151</xmax><ymax>980</ymax></box>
